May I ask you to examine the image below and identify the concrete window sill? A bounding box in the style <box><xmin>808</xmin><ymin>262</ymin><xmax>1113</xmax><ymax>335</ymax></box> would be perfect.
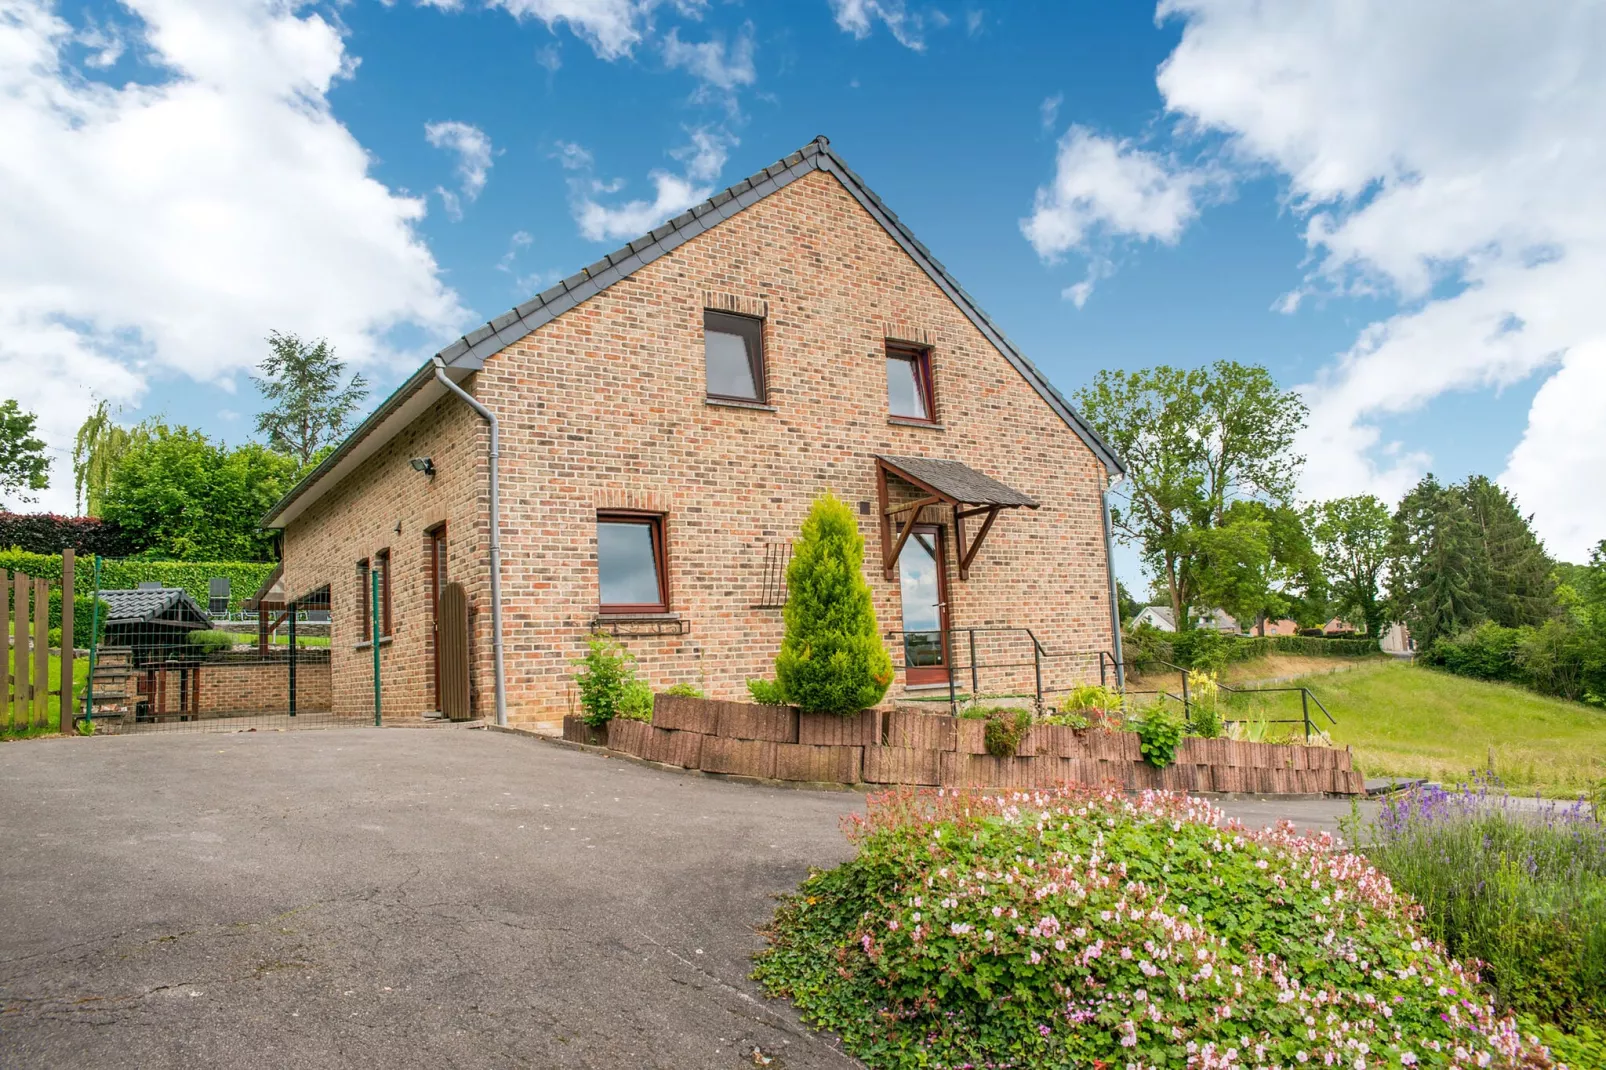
<box><xmin>354</xmin><ymin>636</ymin><xmax>394</xmax><ymax>651</ymax></box>
<box><xmin>888</xmin><ymin>416</ymin><xmax>944</xmax><ymax>430</ymax></box>
<box><xmin>705</xmin><ymin>397</ymin><xmax>777</xmax><ymax>413</ymax></box>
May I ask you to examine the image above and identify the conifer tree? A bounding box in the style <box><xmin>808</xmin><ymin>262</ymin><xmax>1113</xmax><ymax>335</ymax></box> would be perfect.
<box><xmin>1461</xmin><ymin>476</ymin><xmax>1555</xmax><ymax>628</ymax></box>
<box><xmin>1388</xmin><ymin>475</ymin><xmax>1485</xmax><ymax>647</ymax></box>
<box><xmin>774</xmin><ymin>493</ymin><xmax>894</xmax><ymax>714</ymax></box>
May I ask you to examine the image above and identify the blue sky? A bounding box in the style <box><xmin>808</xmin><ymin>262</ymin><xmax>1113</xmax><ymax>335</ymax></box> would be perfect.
<box><xmin>5</xmin><ymin>0</ymin><xmax>1603</xmax><ymax>576</ymax></box>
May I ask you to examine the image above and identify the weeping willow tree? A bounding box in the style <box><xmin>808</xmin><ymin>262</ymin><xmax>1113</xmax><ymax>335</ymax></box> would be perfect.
<box><xmin>72</xmin><ymin>400</ymin><xmax>141</xmax><ymax>516</ymax></box>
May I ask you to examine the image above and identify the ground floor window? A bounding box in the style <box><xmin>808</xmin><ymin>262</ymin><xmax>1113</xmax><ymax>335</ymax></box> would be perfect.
<box><xmin>597</xmin><ymin>512</ymin><xmax>668</xmax><ymax>613</ymax></box>
<box><xmin>357</xmin><ymin>558</ymin><xmax>371</xmax><ymax>641</ymax></box>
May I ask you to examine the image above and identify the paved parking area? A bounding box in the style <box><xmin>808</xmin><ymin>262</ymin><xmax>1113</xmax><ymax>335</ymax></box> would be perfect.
<box><xmin>0</xmin><ymin>729</ymin><xmax>1371</xmax><ymax>1069</ymax></box>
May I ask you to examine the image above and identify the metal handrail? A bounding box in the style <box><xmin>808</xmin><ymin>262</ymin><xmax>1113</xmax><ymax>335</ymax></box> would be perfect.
<box><xmin>1129</xmin><ymin>656</ymin><xmax>1338</xmax><ymax>739</ymax></box>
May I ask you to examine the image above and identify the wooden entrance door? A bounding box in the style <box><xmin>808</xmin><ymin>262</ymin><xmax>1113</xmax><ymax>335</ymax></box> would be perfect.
<box><xmin>897</xmin><ymin>524</ymin><xmax>951</xmax><ymax>685</ymax></box>
<box><xmin>427</xmin><ymin>525</ymin><xmax>447</xmax><ymax>711</ymax></box>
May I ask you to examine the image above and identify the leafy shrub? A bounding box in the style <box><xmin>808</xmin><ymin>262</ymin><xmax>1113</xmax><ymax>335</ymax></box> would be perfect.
<box><xmin>1135</xmin><ymin>704</ymin><xmax>1184</xmax><ymax>767</ymax></box>
<box><xmin>755</xmin><ymin>785</ymin><xmax>1551</xmax><ymax>1070</ymax></box>
<box><xmin>1427</xmin><ymin>622</ymin><xmax>1522</xmax><ymax>680</ymax></box>
<box><xmin>1120</xmin><ymin>622</ymin><xmax>1173</xmax><ymax>677</ymax></box>
<box><xmin>747</xmin><ymin>678</ymin><xmax>788</xmax><ymax>706</ymax></box>
<box><xmin>1038</xmin><ymin>711</ymin><xmax>1088</xmax><ymax>729</ymax></box>
<box><xmin>980</xmin><ymin>708</ymin><xmax>1032</xmax><ymax>757</ymax></box>
<box><xmin>1425</xmin><ymin>617</ymin><xmax>1606</xmax><ymax>706</ymax></box>
<box><xmin>773</xmin><ymin>493</ymin><xmax>893</xmax><ymax>714</ymax></box>
<box><xmin>1170</xmin><ymin>627</ymin><xmax>1230</xmax><ymax>672</ymax></box>
<box><xmin>186</xmin><ymin>630</ymin><xmax>236</xmax><ymax>656</ymax></box>
<box><xmin>663</xmin><ymin>682</ymin><xmax>705</xmax><ymax>699</ymax></box>
<box><xmin>1357</xmin><ymin>776</ymin><xmax>1606</xmax><ymax>1036</ymax></box>
<box><xmin>616</xmin><ymin>679</ymin><xmax>654</xmax><ymax>722</ymax></box>
<box><xmin>0</xmin><ymin>512</ymin><xmax>137</xmax><ymax>556</ymax></box>
<box><xmin>572</xmin><ymin>635</ymin><xmax>638</xmax><ymax>726</ymax></box>
<box><xmin>1056</xmin><ymin>684</ymin><xmax>1123</xmax><ymax>729</ymax></box>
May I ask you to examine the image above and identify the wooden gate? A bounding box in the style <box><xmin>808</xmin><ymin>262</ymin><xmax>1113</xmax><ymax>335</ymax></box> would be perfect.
<box><xmin>3</xmin><ymin>550</ymin><xmax>76</xmax><ymax>735</ymax></box>
<box><xmin>438</xmin><ymin>581</ymin><xmax>472</xmax><ymax>720</ymax></box>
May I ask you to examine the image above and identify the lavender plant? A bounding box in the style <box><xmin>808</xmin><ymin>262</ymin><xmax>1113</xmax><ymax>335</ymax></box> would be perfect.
<box><xmin>1357</xmin><ymin>774</ymin><xmax>1606</xmax><ymax>1037</ymax></box>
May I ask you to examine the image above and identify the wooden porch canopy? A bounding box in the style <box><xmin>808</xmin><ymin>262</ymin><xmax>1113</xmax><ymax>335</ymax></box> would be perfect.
<box><xmin>875</xmin><ymin>455</ymin><xmax>1039</xmax><ymax>581</ymax></box>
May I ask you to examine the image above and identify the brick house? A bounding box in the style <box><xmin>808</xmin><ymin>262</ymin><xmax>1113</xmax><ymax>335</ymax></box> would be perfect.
<box><xmin>262</xmin><ymin>137</ymin><xmax>1126</xmax><ymax>730</ymax></box>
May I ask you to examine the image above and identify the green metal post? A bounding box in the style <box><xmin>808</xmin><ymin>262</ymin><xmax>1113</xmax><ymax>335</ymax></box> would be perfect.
<box><xmin>371</xmin><ymin>568</ymin><xmax>382</xmax><ymax>726</ymax></box>
<box><xmin>84</xmin><ymin>555</ymin><xmax>103</xmax><ymax>727</ymax></box>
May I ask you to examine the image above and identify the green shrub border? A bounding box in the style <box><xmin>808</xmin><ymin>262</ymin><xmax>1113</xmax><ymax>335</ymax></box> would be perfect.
<box><xmin>0</xmin><ymin>551</ymin><xmax>274</xmax><ymax>618</ymax></box>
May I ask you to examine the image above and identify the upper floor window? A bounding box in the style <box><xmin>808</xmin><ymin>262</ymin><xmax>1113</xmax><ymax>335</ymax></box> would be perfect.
<box><xmin>887</xmin><ymin>345</ymin><xmax>935</xmax><ymax>422</ymax></box>
<box><xmin>704</xmin><ymin>311</ymin><xmax>765</xmax><ymax>402</ymax></box>
<box><xmin>597</xmin><ymin>512</ymin><xmax>669</xmax><ymax>613</ymax></box>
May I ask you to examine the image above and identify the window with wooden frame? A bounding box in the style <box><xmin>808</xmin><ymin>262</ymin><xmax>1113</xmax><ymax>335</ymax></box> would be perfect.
<box><xmin>375</xmin><ymin>548</ymin><xmax>393</xmax><ymax>637</ymax></box>
<box><xmin>704</xmin><ymin>310</ymin><xmax>766</xmax><ymax>403</ymax></box>
<box><xmin>886</xmin><ymin>344</ymin><xmax>936</xmax><ymax>422</ymax></box>
<box><xmin>596</xmin><ymin>512</ymin><xmax>669</xmax><ymax>614</ymax></box>
<box><xmin>356</xmin><ymin>558</ymin><xmax>372</xmax><ymax>642</ymax></box>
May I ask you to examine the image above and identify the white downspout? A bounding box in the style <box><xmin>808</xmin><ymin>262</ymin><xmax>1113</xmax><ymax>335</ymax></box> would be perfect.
<box><xmin>432</xmin><ymin>357</ymin><xmax>507</xmax><ymax>728</ymax></box>
<box><xmin>1100</xmin><ymin>472</ymin><xmax>1126</xmax><ymax>690</ymax></box>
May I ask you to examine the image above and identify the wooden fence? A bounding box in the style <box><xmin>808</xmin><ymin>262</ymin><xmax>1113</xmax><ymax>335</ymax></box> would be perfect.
<box><xmin>3</xmin><ymin>548</ymin><xmax>75</xmax><ymax>734</ymax></box>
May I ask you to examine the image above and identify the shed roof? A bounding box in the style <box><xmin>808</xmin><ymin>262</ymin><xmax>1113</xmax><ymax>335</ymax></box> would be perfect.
<box><xmin>100</xmin><ymin>588</ymin><xmax>212</xmax><ymax>627</ymax></box>
<box><xmin>261</xmin><ymin>135</ymin><xmax>1123</xmax><ymax>530</ymax></box>
<box><xmin>877</xmin><ymin>455</ymin><xmax>1039</xmax><ymax>509</ymax></box>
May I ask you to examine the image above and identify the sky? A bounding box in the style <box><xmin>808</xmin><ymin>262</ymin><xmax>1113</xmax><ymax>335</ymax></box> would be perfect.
<box><xmin>4</xmin><ymin>0</ymin><xmax>1604</xmax><ymax>589</ymax></box>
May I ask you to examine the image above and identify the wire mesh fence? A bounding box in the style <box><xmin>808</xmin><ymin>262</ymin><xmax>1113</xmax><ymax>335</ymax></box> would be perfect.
<box><xmin>84</xmin><ymin>557</ymin><xmax>359</xmax><ymax>735</ymax></box>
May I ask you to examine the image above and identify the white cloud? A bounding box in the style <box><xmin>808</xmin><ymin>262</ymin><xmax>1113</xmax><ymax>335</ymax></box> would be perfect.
<box><xmin>420</xmin><ymin>0</ymin><xmax>653</xmax><ymax>60</ymax></box>
<box><xmin>1151</xmin><ymin>0</ymin><xmax>1606</xmax><ymax>559</ymax></box>
<box><xmin>562</xmin><ymin>128</ymin><xmax>735</xmax><ymax>243</ymax></box>
<box><xmin>1021</xmin><ymin>126</ymin><xmax>1214</xmax><ymax>264</ymax></box>
<box><xmin>77</xmin><ymin>15</ymin><xmax>125</xmax><ymax>67</ymax></box>
<box><xmin>0</xmin><ymin>0</ymin><xmax>466</xmax><ymax>514</ymax></box>
<box><xmin>425</xmin><ymin>119</ymin><xmax>495</xmax><ymax>221</ymax></box>
<box><xmin>828</xmin><ymin>0</ymin><xmax>924</xmax><ymax>51</ymax></box>
<box><xmin>662</xmin><ymin>22</ymin><xmax>755</xmax><ymax>91</ymax></box>
<box><xmin>1039</xmin><ymin>92</ymin><xmax>1062</xmax><ymax>133</ymax></box>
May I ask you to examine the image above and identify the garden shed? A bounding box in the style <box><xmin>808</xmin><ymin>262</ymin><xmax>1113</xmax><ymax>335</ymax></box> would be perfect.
<box><xmin>99</xmin><ymin>588</ymin><xmax>213</xmax><ymax>667</ymax></box>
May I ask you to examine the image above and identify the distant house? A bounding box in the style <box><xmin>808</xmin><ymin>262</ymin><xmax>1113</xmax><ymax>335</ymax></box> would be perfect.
<box><xmin>1252</xmin><ymin>616</ymin><xmax>1362</xmax><ymax>637</ymax></box>
<box><xmin>1381</xmin><ymin>622</ymin><xmax>1415</xmax><ymax>655</ymax></box>
<box><xmin>1131</xmin><ymin>605</ymin><xmax>1241</xmax><ymax>634</ymax></box>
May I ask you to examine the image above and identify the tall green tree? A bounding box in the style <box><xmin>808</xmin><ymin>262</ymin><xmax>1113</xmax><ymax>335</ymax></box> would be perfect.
<box><xmin>1074</xmin><ymin>361</ymin><xmax>1308</xmax><ymax>632</ymax></box>
<box><xmin>71</xmin><ymin>399</ymin><xmax>142</xmax><ymax>516</ymax></box>
<box><xmin>1192</xmin><ymin>501</ymin><xmax>1326</xmax><ymax>632</ymax></box>
<box><xmin>1461</xmin><ymin>476</ymin><xmax>1555</xmax><ymax>627</ymax></box>
<box><xmin>99</xmin><ymin>422</ymin><xmax>299</xmax><ymax>560</ymax></box>
<box><xmin>252</xmin><ymin>332</ymin><xmax>369</xmax><ymax>466</ymax></box>
<box><xmin>774</xmin><ymin>492</ymin><xmax>894</xmax><ymax>713</ymax></box>
<box><xmin>0</xmin><ymin>398</ymin><xmax>50</xmax><ymax>503</ymax></box>
<box><xmin>1387</xmin><ymin>475</ymin><xmax>1486</xmax><ymax>648</ymax></box>
<box><xmin>1312</xmin><ymin>494</ymin><xmax>1393</xmax><ymax>637</ymax></box>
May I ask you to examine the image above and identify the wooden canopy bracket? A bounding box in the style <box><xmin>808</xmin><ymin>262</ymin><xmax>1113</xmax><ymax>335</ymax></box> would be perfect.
<box><xmin>882</xmin><ymin>495</ymin><xmax>940</xmax><ymax>578</ymax></box>
<box><xmin>954</xmin><ymin>505</ymin><xmax>1002</xmax><ymax>580</ymax></box>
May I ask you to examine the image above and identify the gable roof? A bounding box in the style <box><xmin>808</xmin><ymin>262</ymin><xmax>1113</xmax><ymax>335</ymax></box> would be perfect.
<box><xmin>262</xmin><ymin>136</ymin><xmax>1123</xmax><ymax>529</ymax></box>
<box><xmin>100</xmin><ymin>587</ymin><xmax>213</xmax><ymax>628</ymax></box>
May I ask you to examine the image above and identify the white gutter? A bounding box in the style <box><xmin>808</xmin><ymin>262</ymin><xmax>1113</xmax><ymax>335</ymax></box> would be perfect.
<box><xmin>432</xmin><ymin>357</ymin><xmax>508</xmax><ymax>728</ymax></box>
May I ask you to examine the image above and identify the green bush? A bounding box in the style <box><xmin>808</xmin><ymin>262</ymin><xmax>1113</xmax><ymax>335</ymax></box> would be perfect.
<box><xmin>187</xmin><ymin>630</ymin><xmax>237</xmax><ymax>655</ymax></box>
<box><xmin>773</xmin><ymin>493</ymin><xmax>893</xmax><ymax>714</ymax></box>
<box><xmin>1426</xmin><ymin>618</ymin><xmax>1606</xmax><ymax>705</ymax></box>
<box><xmin>572</xmin><ymin>635</ymin><xmax>638</xmax><ymax>726</ymax></box>
<box><xmin>747</xmin><ymin>678</ymin><xmax>788</xmax><ymax>705</ymax></box>
<box><xmin>754</xmin><ymin>786</ymin><xmax>1550</xmax><ymax>1069</ymax></box>
<box><xmin>1135</xmin><ymin>704</ymin><xmax>1184</xmax><ymax>767</ymax></box>
<box><xmin>1038</xmin><ymin>710</ymin><xmax>1088</xmax><ymax>728</ymax></box>
<box><xmin>616</xmin><ymin>679</ymin><xmax>654</xmax><ymax>722</ymax></box>
<box><xmin>0</xmin><ymin>550</ymin><xmax>273</xmax><ymax>617</ymax></box>
<box><xmin>980</xmin><ymin>708</ymin><xmax>1032</xmax><ymax>757</ymax></box>
<box><xmin>663</xmin><ymin>682</ymin><xmax>705</xmax><ymax>699</ymax></box>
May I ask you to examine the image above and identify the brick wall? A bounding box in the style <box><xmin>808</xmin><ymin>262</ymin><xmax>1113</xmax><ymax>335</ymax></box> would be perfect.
<box><xmin>283</xmin><ymin>168</ymin><xmax>1117</xmax><ymax>729</ymax></box>
<box><xmin>154</xmin><ymin>656</ymin><xmax>332</xmax><ymax>716</ymax></box>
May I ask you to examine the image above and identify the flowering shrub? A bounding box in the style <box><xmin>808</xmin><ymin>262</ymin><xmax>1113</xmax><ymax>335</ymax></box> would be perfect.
<box><xmin>1357</xmin><ymin>776</ymin><xmax>1606</xmax><ymax>1037</ymax></box>
<box><xmin>982</xmin><ymin>708</ymin><xmax>1033</xmax><ymax>758</ymax></box>
<box><xmin>755</xmin><ymin>785</ymin><xmax>1557</xmax><ymax>1069</ymax></box>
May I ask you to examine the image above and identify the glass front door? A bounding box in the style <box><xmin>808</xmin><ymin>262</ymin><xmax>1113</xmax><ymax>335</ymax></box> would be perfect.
<box><xmin>898</xmin><ymin>525</ymin><xmax>951</xmax><ymax>685</ymax></box>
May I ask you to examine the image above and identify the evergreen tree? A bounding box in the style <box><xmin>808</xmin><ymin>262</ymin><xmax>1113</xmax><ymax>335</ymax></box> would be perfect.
<box><xmin>252</xmin><ymin>332</ymin><xmax>369</xmax><ymax>466</ymax></box>
<box><xmin>774</xmin><ymin>493</ymin><xmax>894</xmax><ymax>714</ymax></box>
<box><xmin>1461</xmin><ymin>476</ymin><xmax>1555</xmax><ymax>627</ymax></box>
<box><xmin>1388</xmin><ymin>475</ymin><xmax>1485</xmax><ymax>647</ymax></box>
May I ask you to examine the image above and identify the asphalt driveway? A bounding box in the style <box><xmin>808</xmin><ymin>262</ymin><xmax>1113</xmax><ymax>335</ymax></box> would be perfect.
<box><xmin>0</xmin><ymin>728</ymin><xmax>1371</xmax><ymax>1069</ymax></box>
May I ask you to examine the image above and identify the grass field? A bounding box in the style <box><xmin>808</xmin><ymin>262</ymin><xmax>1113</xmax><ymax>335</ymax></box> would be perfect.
<box><xmin>3</xmin><ymin>650</ymin><xmax>90</xmax><ymax>737</ymax></box>
<box><xmin>1220</xmin><ymin>659</ymin><xmax>1606</xmax><ymax>797</ymax></box>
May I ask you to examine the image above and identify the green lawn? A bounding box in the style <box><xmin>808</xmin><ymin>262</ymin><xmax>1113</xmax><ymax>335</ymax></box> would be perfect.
<box><xmin>3</xmin><ymin>649</ymin><xmax>90</xmax><ymax>736</ymax></box>
<box><xmin>1222</xmin><ymin>659</ymin><xmax>1606</xmax><ymax>797</ymax></box>
<box><xmin>267</xmin><ymin>633</ymin><xmax>331</xmax><ymax>647</ymax></box>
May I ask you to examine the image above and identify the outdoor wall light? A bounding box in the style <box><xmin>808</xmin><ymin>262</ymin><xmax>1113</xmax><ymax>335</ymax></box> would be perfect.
<box><xmin>409</xmin><ymin>457</ymin><xmax>435</xmax><ymax>477</ymax></box>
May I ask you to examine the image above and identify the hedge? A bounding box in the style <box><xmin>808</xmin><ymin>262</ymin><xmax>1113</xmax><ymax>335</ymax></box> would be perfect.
<box><xmin>0</xmin><ymin>551</ymin><xmax>274</xmax><ymax>616</ymax></box>
<box><xmin>1127</xmin><ymin>624</ymin><xmax>1381</xmax><ymax>672</ymax></box>
<box><xmin>0</xmin><ymin>512</ymin><xmax>139</xmax><ymax>556</ymax></box>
